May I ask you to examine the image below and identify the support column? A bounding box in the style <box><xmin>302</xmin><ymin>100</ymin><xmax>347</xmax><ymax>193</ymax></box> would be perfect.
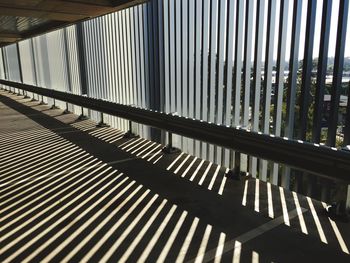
<box><xmin>15</xmin><ymin>43</ymin><xmax>24</xmax><ymax>96</ymax></box>
<box><xmin>1</xmin><ymin>47</ymin><xmax>8</xmax><ymax>81</ymax></box>
<box><xmin>145</xmin><ymin>0</ymin><xmax>162</xmax><ymax>142</ymax></box>
<box><xmin>76</xmin><ymin>23</ymin><xmax>88</xmax><ymax>96</ymax></box>
<box><xmin>30</xmin><ymin>39</ymin><xmax>38</xmax><ymax>101</ymax></box>
<box><xmin>1</xmin><ymin>47</ymin><xmax>8</xmax><ymax>91</ymax></box>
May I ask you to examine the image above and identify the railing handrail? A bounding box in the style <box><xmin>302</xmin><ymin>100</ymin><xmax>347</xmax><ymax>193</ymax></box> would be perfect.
<box><xmin>1</xmin><ymin>78</ymin><xmax>350</xmax><ymax>183</ymax></box>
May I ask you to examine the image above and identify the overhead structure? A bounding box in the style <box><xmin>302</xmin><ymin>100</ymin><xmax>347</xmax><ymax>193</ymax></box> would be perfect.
<box><xmin>0</xmin><ymin>0</ymin><xmax>146</xmax><ymax>47</ymax></box>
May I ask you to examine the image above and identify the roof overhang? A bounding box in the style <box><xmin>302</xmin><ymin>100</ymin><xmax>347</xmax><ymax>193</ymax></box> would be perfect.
<box><xmin>0</xmin><ymin>0</ymin><xmax>147</xmax><ymax>47</ymax></box>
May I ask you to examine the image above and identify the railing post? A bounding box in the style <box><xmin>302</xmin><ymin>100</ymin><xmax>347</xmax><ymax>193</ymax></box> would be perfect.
<box><xmin>96</xmin><ymin>99</ymin><xmax>109</xmax><ymax>127</ymax></box>
<box><xmin>16</xmin><ymin>88</ymin><xmax>22</xmax><ymax>96</ymax></box>
<box><xmin>162</xmin><ymin>131</ymin><xmax>180</xmax><ymax>154</ymax></box>
<box><xmin>51</xmin><ymin>98</ymin><xmax>59</xmax><ymax>109</ymax></box>
<box><xmin>326</xmin><ymin>146</ymin><xmax>350</xmax><ymax>219</ymax></box>
<box><xmin>16</xmin><ymin>42</ymin><xmax>24</xmax><ymax>99</ymax></box>
<box><xmin>162</xmin><ymin>112</ymin><xmax>180</xmax><ymax>154</ymax></box>
<box><xmin>123</xmin><ymin>105</ymin><xmax>137</xmax><ymax>138</ymax></box>
<box><xmin>225</xmin><ymin>151</ymin><xmax>245</xmax><ymax>180</ymax></box>
<box><xmin>39</xmin><ymin>95</ymin><xmax>46</xmax><ymax>105</ymax></box>
<box><xmin>63</xmin><ymin>102</ymin><xmax>70</xmax><ymax>114</ymax></box>
<box><xmin>96</xmin><ymin>111</ymin><xmax>109</xmax><ymax>127</ymax></box>
<box><xmin>343</xmin><ymin>146</ymin><xmax>350</xmax><ymax>214</ymax></box>
<box><xmin>31</xmin><ymin>93</ymin><xmax>37</xmax><ymax>101</ymax></box>
<box><xmin>321</xmin><ymin>179</ymin><xmax>331</xmax><ymax>202</ymax></box>
<box><xmin>78</xmin><ymin>94</ymin><xmax>88</xmax><ymax>120</ymax></box>
<box><xmin>123</xmin><ymin>120</ymin><xmax>138</xmax><ymax>138</ymax></box>
<box><xmin>78</xmin><ymin>105</ymin><xmax>88</xmax><ymax>120</ymax></box>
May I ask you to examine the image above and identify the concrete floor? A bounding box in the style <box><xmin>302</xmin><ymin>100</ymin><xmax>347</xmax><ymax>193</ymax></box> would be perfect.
<box><xmin>0</xmin><ymin>89</ymin><xmax>349</xmax><ymax>263</ymax></box>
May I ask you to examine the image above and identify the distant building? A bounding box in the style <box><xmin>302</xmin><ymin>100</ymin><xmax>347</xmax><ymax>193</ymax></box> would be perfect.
<box><xmin>323</xmin><ymin>94</ymin><xmax>348</xmax><ymax>129</ymax></box>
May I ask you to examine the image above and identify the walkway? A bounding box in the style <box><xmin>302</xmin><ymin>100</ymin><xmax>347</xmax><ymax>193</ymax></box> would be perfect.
<box><xmin>0</xmin><ymin>90</ymin><xmax>349</xmax><ymax>263</ymax></box>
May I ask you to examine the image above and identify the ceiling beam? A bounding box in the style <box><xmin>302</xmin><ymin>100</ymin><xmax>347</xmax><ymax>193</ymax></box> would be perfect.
<box><xmin>0</xmin><ymin>33</ymin><xmax>21</xmax><ymax>43</ymax></box>
<box><xmin>0</xmin><ymin>6</ymin><xmax>87</xmax><ymax>21</ymax></box>
<box><xmin>36</xmin><ymin>0</ymin><xmax>114</xmax><ymax>16</ymax></box>
<box><xmin>20</xmin><ymin>21</ymin><xmax>66</xmax><ymax>38</ymax></box>
<box><xmin>111</xmin><ymin>0</ymin><xmax>147</xmax><ymax>9</ymax></box>
<box><xmin>0</xmin><ymin>33</ymin><xmax>22</xmax><ymax>46</ymax></box>
<box><xmin>0</xmin><ymin>0</ymin><xmax>148</xmax><ymax>47</ymax></box>
<box><xmin>0</xmin><ymin>33</ymin><xmax>21</xmax><ymax>38</ymax></box>
<box><xmin>0</xmin><ymin>0</ymin><xmax>147</xmax><ymax>19</ymax></box>
<box><xmin>0</xmin><ymin>37</ymin><xmax>20</xmax><ymax>43</ymax></box>
<box><xmin>59</xmin><ymin>0</ymin><xmax>116</xmax><ymax>7</ymax></box>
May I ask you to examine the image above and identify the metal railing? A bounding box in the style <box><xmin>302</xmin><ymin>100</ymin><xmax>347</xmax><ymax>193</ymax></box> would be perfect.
<box><xmin>1</xmin><ymin>79</ymin><xmax>350</xmax><ymax>185</ymax></box>
<box><xmin>1</xmin><ymin>0</ymin><xmax>350</xmax><ymax>212</ymax></box>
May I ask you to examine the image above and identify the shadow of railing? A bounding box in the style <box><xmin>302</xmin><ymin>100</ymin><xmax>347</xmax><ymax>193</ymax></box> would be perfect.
<box><xmin>1</xmin><ymin>90</ymin><xmax>349</xmax><ymax>263</ymax></box>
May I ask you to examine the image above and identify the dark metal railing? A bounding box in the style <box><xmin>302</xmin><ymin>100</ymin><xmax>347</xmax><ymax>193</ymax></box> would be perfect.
<box><xmin>1</xmin><ymin>79</ymin><xmax>350</xmax><ymax>183</ymax></box>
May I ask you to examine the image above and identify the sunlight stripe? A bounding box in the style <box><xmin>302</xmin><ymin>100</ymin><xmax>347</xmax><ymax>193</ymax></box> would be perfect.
<box><xmin>25</xmin><ymin>175</ymin><xmax>129</xmax><ymax>263</ymax></box>
<box><xmin>62</xmin><ymin>184</ymin><xmax>143</xmax><ymax>262</ymax></box>
<box><xmin>137</xmin><ymin>205</ymin><xmax>177</xmax><ymax>262</ymax></box>
<box><xmin>194</xmin><ymin>225</ymin><xmax>212</xmax><ymax>263</ymax></box>
<box><xmin>267</xmin><ymin>182</ymin><xmax>274</xmax><ymax>218</ymax></box>
<box><xmin>279</xmin><ymin>187</ymin><xmax>290</xmax><ymax>226</ymax></box>
<box><xmin>254</xmin><ymin>179</ymin><xmax>259</xmax><ymax>212</ymax></box>
<box><xmin>167</xmin><ymin>153</ymin><xmax>185</xmax><ymax>170</ymax></box>
<box><xmin>322</xmin><ymin>202</ymin><xmax>349</xmax><ymax>254</ymax></box>
<box><xmin>120</xmin><ymin>200</ymin><xmax>168</xmax><ymax>262</ymax></box>
<box><xmin>80</xmin><ymin>189</ymin><xmax>150</xmax><ymax>262</ymax></box>
<box><xmin>198</xmin><ymin>162</ymin><xmax>212</xmax><ymax>185</ymax></box>
<box><xmin>208</xmin><ymin>165</ymin><xmax>220</xmax><ymax>190</ymax></box>
<box><xmin>155</xmin><ymin>209</ymin><xmax>186</xmax><ymax>263</ymax></box>
<box><xmin>181</xmin><ymin>157</ymin><xmax>198</xmax><ymax>178</ymax></box>
<box><xmin>100</xmin><ymin>194</ymin><xmax>160</xmax><ymax>262</ymax></box>
<box><xmin>1</xmin><ymin>170</ymin><xmax>119</xmax><ymax>262</ymax></box>
<box><xmin>292</xmin><ymin>192</ymin><xmax>308</xmax><ymax>234</ymax></box>
<box><xmin>174</xmin><ymin>155</ymin><xmax>191</xmax><ymax>174</ymax></box>
<box><xmin>175</xmin><ymin>217</ymin><xmax>200</xmax><ymax>263</ymax></box>
<box><xmin>213</xmin><ymin>233</ymin><xmax>226</xmax><ymax>263</ymax></box>
<box><xmin>306</xmin><ymin>197</ymin><xmax>327</xmax><ymax>243</ymax></box>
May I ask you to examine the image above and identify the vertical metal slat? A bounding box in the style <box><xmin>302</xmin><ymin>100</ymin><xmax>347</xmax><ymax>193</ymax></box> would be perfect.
<box><xmin>260</xmin><ymin>0</ymin><xmax>277</xmax><ymax>181</ymax></box>
<box><xmin>223</xmin><ymin>0</ymin><xmax>235</xmax><ymax>167</ymax></box>
<box><xmin>250</xmin><ymin>0</ymin><xmax>266</xmax><ymax>178</ymax></box>
<box><xmin>284</xmin><ymin>0</ymin><xmax>303</xmax><ymax>188</ymax></box>
<box><xmin>327</xmin><ymin>0</ymin><xmax>349</xmax><ymax>146</ymax></box>
<box><xmin>233</xmin><ymin>0</ymin><xmax>244</xmax><ymax>127</ymax></box>
<box><xmin>271</xmin><ymin>0</ymin><xmax>290</xmax><ymax>185</ymax></box>
<box><xmin>208</xmin><ymin>0</ymin><xmax>218</xmax><ymax>162</ymax></box>
<box><xmin>299</xmin><ymin>0</ymin><xmax>317</xmax><ymax>141</ymax></box>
